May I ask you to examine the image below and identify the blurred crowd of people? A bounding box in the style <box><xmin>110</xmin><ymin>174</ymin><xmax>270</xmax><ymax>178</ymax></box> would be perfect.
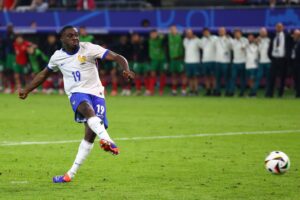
<box><xmin>0</xmin><ymin>0</ymin><xmax>299</xmax><ymax>11</ymax></box>
<box><xmin>0</xmin><ymin>23</ymin><xmax>300</xmax><ymax>98</ymax></box>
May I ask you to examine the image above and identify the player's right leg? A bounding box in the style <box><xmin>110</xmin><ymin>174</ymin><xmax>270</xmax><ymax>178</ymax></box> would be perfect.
<box><xmin>77</xmin><ymin>100</ymin><xmax>119</xmax><ymax>155</ymax></box>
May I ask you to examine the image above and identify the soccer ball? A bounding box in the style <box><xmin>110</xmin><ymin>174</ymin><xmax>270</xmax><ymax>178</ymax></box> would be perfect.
<box><xmin>265</xmin><ymin>151</ymin><xmax>290</xmax><ymax>174</ymax></box>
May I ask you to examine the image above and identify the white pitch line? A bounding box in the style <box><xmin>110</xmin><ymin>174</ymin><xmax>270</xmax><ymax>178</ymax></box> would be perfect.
<box><xmin>0</xmin><ymin>129</ymin><xmax>300</xmax><ymax>147</ymax></box>
<box><xmin>10</xmin><ymin>181</ymin><xmax>28</xmax><ymax>184</ymax></box>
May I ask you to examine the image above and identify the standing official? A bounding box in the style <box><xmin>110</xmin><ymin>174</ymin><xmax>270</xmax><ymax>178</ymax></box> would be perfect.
<box><xmin>266</xmin><ymin>23</ymin><xmax>292</xmax><ymax>97</ymax></box>
<box><xmin>214</xmin><ymin>27</ymin><xmax>231</xmax><ymax>96</ymax></box>
<box><xmin>228</xmin><ymin>29</ymin><xmax>248</xmax><ymax>96</ymax></box>
<box><xmin>291</xmin><ymin>29</ymin><xmax>300</xmax><ymax>98</ymax></box>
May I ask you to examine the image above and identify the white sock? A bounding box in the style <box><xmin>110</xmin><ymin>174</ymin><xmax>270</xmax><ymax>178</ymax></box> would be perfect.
<box><xmin>67</xmin><ymin>139</ymin><xmax>94</xmax><ymax>178</ymax></box>
<box><xmin>87</xmin><ymin>116</ymin><xmax>114</xmax><ymax>143</ymax></box>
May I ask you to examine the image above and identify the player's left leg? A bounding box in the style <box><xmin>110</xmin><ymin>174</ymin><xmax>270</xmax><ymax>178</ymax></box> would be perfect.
<box><xmin>53</xmin><ymin>124</ymin><xmax>96</xmax><ymax>183</ymax></box>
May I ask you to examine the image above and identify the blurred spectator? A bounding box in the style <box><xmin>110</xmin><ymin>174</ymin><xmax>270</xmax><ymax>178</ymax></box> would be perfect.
<box><xmin>0</xmin><ymin>37</ymin><xmax>4</xmax><ymax>91</ymax></box>
<box><xmin>255</xmin><ymin>27</ymin><xmax>271</xmax><ymax>95</ymax></box>
<box><xmin>291</xmin><ymin>29</ymin><xmax>300</xmax><ymax>98</ymax></box>
<box><xmin>77</xmin><ymin>0</ymin><xmax>95</xmax><ymax>10</ymax></box>
<box><xmin>40</xmin><ymin>34</ymin><xmax>60</xmax><ymax>94</ymax></box>
<box><xmin>214</xmin><ymin>27</ymin><xmax>231</xmax><ymax>96</ymax></box>
<box><xmin>0</xmin><ymin>0</ymin><xmax>18</xmax><ymax>11</ymax></box>
<box><xmin>115</xmin><ymin>35</ymin><xmax>133</xmax><ymax>96</ymax></box>
<box><xmin>79</xmin><ymin>26</ymin><xmax>94</xmax><ymax>42</ymax></box>
<box><xmin>245</xmin><ymin>34</ymin><xmax>259</xmax><ymax>97</ymax></box>
<box><xmin>148</xmin><ymin>30</ymin><xmax>166</xmax><ymax>96</ymax></box>
<box><xmin>131</xmin><ymin>33</ymin><xmax>149</xmax><ymax>95</ymax></box>
<box><xmin>266</xmin><ymin>23</ymin><xmax>293</xmax><ymax>97</ymax></box>
<box><xmin>200</xmin><ymin>28</ymin><xmax>217</xmax><ymax>96</ymax></box>
<box><xmin>30</xmin><ymin>0</ymin><xmax>48</xmax><ymax>12</ymax></box>
<box><xmin>3</xmin><ymin>24</ymin><xmax>16</xmax><ymax>93</ymax></box>
<box><xmin>183</xmin><ymin>29</ymin><xmax>201</xmax><ymax>96</ymax></box>
<box><xmin>228</xmin><ymin>29</ymin><xmax>248</xmax><ymax>96</ymax></box>
<box><xmin>13</xmin><ymin>34</ymin><xmax>32</xmax><ymax>90</ymax></box>
<box><xmin>269</xmin><ymin>0</ymin><xmax>277</xmax><ymax>8</ymax></box>
<box><xmin>168</xmin><ymin>25</ymin><xmax>185</xmax><ymax>96</ymax></box>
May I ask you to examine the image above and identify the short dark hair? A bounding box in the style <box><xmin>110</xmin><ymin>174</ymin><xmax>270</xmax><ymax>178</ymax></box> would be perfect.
<box><xmin>59</xmin><ymin>25</ymin><xmax>75</xmax><ymax>38</ymax></box>
<box><xmin>202</xmin><ymin>27</ymin><xmax>210</xmax><ymax>32</ymax></box>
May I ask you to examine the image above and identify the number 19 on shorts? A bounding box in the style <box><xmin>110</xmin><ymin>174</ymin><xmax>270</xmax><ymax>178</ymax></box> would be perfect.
<box><xmin>72</xmin><ymin>71</ymin><xmax>81</xmax><ymax>82</ymax></box>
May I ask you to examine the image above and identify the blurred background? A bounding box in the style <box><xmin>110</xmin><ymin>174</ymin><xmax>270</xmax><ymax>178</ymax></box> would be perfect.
<box><xmin>0</xmin><ymin>0</ymin><xmax>300</xmax><ymax>98</ymax></box>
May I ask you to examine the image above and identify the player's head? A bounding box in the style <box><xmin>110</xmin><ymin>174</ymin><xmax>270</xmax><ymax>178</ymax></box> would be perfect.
<box><xmin>292</xmin><ymin>29</ymin><xmax>300</xmax><ymax>41</ymax></box>
<box><xmin>248</xmin><ymin>33</ymin><xmax>255</xmax><ymax>42</ymax></box>
<box><xmin>169</xmin><ymin>25</ymin><xmax>178</xmax><ymax>35</ymax></box>
<box><xmin>79</xmin><ymin>26</ymin><xmax>87</xmax><ymax>36</ymax></box>
<box><xmin>47</xmin><ymin>34</ymin><xmax>57</xmax><ymax>44</ymax></box>
<box><xmin>234</xmin><ymin>29</ymin><xmax>242</xmax><ymax>39</ymax></box>
<box><xmin>202</xmin><ymin>28</ymin><xmax>210</xmax><ymax>37</ymax></box>
<box><xmin>259</xmin><ymin>27</ymin><xmax>268</xmax><ymax>37</ymax></box>
<box><xmin>150</xmin><ymin>29</ymin><xmax>158</xmax><ymax>39</ymax></box>
<box><xmin>275</xmin><ymin>23</ymin><xmax>284</xmax><ymax>33</ymax></box>
<box><xmin>131</xmin><ymin>33</ymin><xmax>140</xmax><ymax>43</ymax></box>
<box><xmin>185</xmin><ymin>28</ymin><xmax>194</xmax><ymax>39</ymax></box>
<box><xmin>15</xmin><ymin>34</ymin><xmax>24</xmax><ymax>44</ymax></box>
<box><xmin>218</xmin><ymin>27</ymin><xmax>226</xmax><ymax>36</ymax></box>
<box><xmin>59</xmin><ymin>25</ymin><xmax>79</xmax><ymax>50</ymax></box>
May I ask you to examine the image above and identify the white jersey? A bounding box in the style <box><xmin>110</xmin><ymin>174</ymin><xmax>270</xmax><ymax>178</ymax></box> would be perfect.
<box><xmin>215</xmin><ymin>36</ymin><xmax>232</xmax><ymax>63</ymax></box>
<box><xmin>230</xmin><ymin>37</ymin><xmax>248</xmax><ymax>64</ymax></box>
<box><xmin>47</xmin><ymin>42</ymin><xmax>108</xmax><ymax>98</ymax></box>
<box><xmin>258</xmin><ymin>37</ymin><xmax>271</xmax><ymax>63</ymax></box>
<box><xmin>183</xmin><ymin>37</ymin><xmax>202</xmax><ymax>63</ymax></box>
<box><xmin>245</xmin><ymin>43</ymin><xmax>259</xmax><ymax>69</ymax></box>
<box><xmin>199</xmin><ymin>35</ymin><xmax>217</xmax><ymax>62</ymax></box>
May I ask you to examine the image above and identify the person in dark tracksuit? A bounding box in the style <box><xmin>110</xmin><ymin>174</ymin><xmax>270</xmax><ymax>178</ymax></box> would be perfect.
<box><xmin>291</xmin><ymin>29</ymin><xmax>300</xmax><ymax>98</ymax></box>
<box><xmin>266</xmin><ymin>23</ymin><xmax>293</xmax><ymax>97</ymax></box>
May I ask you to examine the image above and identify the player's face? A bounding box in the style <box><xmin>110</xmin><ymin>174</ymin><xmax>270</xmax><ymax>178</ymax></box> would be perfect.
<box><xmin>150</xmin><ymin>31</ymin><xmax>158</xmax><ymax>39</ymax></box>
<box><xmin>248</xmin><ymin>35</ymin><xmax>254</xmax><ymax>42</ymax></box>
<box><xmin>61</xmin><ymin>28</ymin><xmax>79</xmax><ymax>50</ymax></box>
<box><xmin>218</xmin><ymin>28</ymin><xmax>226</xmax><ymax>36</ymax></box>
<box><xmin>259</xmin><ymin>29</ymin><xmax>267</xmax><ymax>37</ymax></box>
<box><xmin>234</xmin><ymin>31</ymin><xmax>241</xmax><ymax>39</ymax></box>
<box><xmin>169</xmin><ymin>26</ymin><xmax>177</xmax><ymax>35</ymax></box>
<box><xmin>203</xmin><ymin>30</ymin><xmax>210</xmax><ymax>37</ymax></box>
<box><xmin>185</xmin><ymin>29</ymin><xmax>193</xmax><ymax>38</ymax></box>
<box><xmin>16</xmin><ymin>36</ymin><xmax>23</xmax><ymax>44</ymax></box>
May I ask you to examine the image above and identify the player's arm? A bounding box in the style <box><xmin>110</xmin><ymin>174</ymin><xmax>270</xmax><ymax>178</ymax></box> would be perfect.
<box><xmin>104</xmin><ymin>50</ymin><xmax>135</xmax><ymax>81</ymax></box>
<box><xmin>19</xmin><ymin>67</ymin><xmax>52</xmax><ymax>99</ymax></box>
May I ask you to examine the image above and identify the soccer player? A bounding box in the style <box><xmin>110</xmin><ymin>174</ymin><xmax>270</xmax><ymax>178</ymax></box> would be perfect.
<box><xmin>13</xmin><ymin>34</ymin><xmax>32</xmax><ymax>90</ymax></box>
<box><xmin>19</xmin><ymin>26</ymin><xmax>135</xmax><ymax>183</ymax></box>
<box><xmin>214</xmin><ymin>27</ymin><xmax>231</xmax><ymax>96</ymax></box>
<box><xmin>167</xmin><ymin>25</ymin><xmax>186</xmax><ymax>96</ymax></box>
<box><xmin>183</xmin><ymin>28</ymin><xmax>201</xmax><ymax>95</ymax></box>
<box><xmin>199</xmin><ymin>28</ymin><xmax>217</xmax><ymax>96</ymax></box>
<box><xmin>228</xmin><ymin>29</ymin><xmax>248</xmax><ymax>96</ymax></box>
<box><xmin>148</xmin><ymin>29</ymin><xmax>166</xmax><ymax>95</ymax></box>
<box><xmin>131</xmin><ymin>33</ymin><xmax>149</xmax><ymax>95</ymax></box>
<box><xmin>254</xmin><ymin>27</ymin><xmax>271</xmax><ymax>95</ymax></box>
<box><xmin>245</xmin><ymin>34</ymin><xmax>259</xmax><ymax>97</ymax></box>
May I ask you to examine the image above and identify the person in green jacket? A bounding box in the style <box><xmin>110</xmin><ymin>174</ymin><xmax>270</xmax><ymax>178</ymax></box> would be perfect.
<box><xmin>148</xmin><ymin>29</ymin><xmax>167</xmax><ymax>95</ymax></box>
<box><xmin>79</xmin><ymin>26</ymin><xmax>94</xmax><ymax>42</ymax></box>
<box><xmin>168</xmin><ymin>25</ymin><xmax>186</xmax><ymax>96</ymax></box>
<box><xmin>27</xmin><ymin>44</ymin><xmax>49</xmax><ymax>92</ymax></box>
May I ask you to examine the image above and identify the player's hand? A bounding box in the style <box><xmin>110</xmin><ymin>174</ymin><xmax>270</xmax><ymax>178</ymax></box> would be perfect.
<box><xmin>19</xmin><ymin>89</ymin><xmax>29</xmax><ymax>100</ymax></box>
<box><xmin>123</xmin><ymin>70</ymin><xmax>135</xmax><ymax>81</ymax></box>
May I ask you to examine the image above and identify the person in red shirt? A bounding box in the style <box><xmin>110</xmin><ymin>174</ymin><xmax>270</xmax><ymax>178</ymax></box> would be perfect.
<box><xmin>0</xmin><ymin>0</ymin><xmax>18</xmax><ymax>11</ymax></box>
<box><xmin>13</xmin><ymin>35</ymin><xmax>32</xmax><ymax>90</ymax></box>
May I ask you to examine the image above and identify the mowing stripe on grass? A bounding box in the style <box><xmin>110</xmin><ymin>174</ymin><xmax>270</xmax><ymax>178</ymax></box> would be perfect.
<box><xmin>0</xmin><ymin>129</ymin><xmax>300</xmax><ymax>147</ymax></box>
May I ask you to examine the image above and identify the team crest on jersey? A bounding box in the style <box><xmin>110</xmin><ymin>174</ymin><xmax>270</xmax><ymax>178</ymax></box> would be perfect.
<box><xmin>78</xmin><ymin>55</ymin><xmax>87</xmax><ymax>63</ymax></box>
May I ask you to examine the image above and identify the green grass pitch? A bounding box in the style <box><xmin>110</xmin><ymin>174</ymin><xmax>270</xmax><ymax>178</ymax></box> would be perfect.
<box><xmin>0</xmin><ymin>94</ymin><xmax>300</xmax><ymax>200</ymax></box>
